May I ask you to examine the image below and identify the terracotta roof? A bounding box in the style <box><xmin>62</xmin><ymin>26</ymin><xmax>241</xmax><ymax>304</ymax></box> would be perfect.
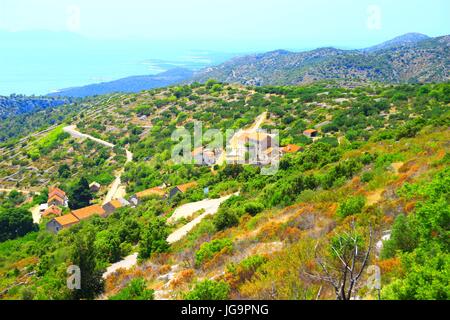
<box><xmin>72</xmin><ymin>205</ymin><xmax>105</xmax><ymax>220</ymax></box>
<box><xmin>54</xmin><ymin>214</ymin><xmax>79</xmax><ymax>227</ymax></box>
<box><xmin>282</xmin><ymin>144</ymin><xmax>303</xmax><ymax>153</ymax></box>
<box><xmin>43</xmin><ymin>205</ymin><xmax>62</xmax><ymax>217</ymax></box>
<box><xmin>49</xmin><ymin>187</ymin><xmax>66</xmax><ymax>199</ymax></box>
<box><xmin>176</xmin><ymin>182</ymin><xmax>198</xmax><ymax>193</ymax></box>
<box><xmin>303</xmin><ymin>129</ymin><xmax>318</xmax><ymax>134</ymax></box>
<box><xmin>48</xmin><ymin>194</ymin><xmax>65</xmax><ymax>204</ymax></box>
<box><xmin>135</xmin><ymin>187</ymin><xmax>166</xmax><ymax>199</ymax></box>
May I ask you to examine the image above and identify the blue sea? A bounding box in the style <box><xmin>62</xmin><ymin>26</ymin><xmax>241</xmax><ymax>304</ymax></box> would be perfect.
<box><xmin>0</xmin><ymin>31</ymin><xmax>238</xmax><ymax>96</ymax></box>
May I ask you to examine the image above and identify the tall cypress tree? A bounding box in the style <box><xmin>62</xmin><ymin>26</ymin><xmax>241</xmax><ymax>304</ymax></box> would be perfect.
<box><xmin>69</xmin><ymin>177</ymin><xmax>93</xmax><ymax>210</ymax></box>
<box><xmin>70</xmin><ymin>230</ymin><xmax>104</xmax><ymax>300</ymax></box>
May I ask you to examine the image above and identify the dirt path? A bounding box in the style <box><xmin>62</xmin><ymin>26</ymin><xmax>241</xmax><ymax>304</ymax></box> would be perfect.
<box><xmin>168</xmin><ymin>194</ymin><xmax>236</xmax><ymax>224</ymax></box>
<box><xmin>103</xmin><ymin>194</ymin><xmax>238</xmax><ymax>279</ymax></box>
<box><xmin>167</xmin><ymin>193</ymin><xmax>238</xmax><ymax>244</ymax></box>
<box><xmin>251</xmin><ymin>112</ymin><xmax>268</xmax><ymax>130</ymax></box>
<box><xmin>63</xmin><ymin>125</ymin><xmax>133</xmax><ymax>204</ymax></box>
<box><xmin>63</xmin><ymin>125</ymin><xmax>115</xmax><ymax>148</ymax></box>
<box><xmin>102</xmin><ymin>253</ymin><xmax>138</xmax><ymax>279</ymax></box>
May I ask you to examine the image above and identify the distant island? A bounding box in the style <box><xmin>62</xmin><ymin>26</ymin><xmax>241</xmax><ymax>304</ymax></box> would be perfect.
<box><xmin>48</xmin><ymin>68</ymin><xmax>194</xmax><ymax>98</ymax></box>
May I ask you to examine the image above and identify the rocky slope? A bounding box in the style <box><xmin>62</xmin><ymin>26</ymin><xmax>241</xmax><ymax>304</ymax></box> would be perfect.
<box><xmin>192</xmin><ymin>34</ymin><xmax>449</xmax><ymax>85</ymax></box>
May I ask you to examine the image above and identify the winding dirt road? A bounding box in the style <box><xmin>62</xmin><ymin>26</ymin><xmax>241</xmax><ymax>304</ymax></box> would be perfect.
<box><xmin>63</xmin><ymin>125</ymin><xmax>133</xmax><ymax>204</ymax></box>
<box><xmin>102</xmin><ymin>193</ymin><xmax>237</xmax><ymax>279</ymax></box>
<box><xmin>167</xmin><ymin>193</ymin><xmax>237</xmax><ymax>244</ymax></box>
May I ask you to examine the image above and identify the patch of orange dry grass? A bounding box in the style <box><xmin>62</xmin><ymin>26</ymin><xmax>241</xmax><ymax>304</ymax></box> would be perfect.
<box><xmin>105</xmin><ymin>265</ymin><xmax>156</xmax><ymax>295</ymax></box>
<box><xmin>236</xmin><ymin>204</ymin><xmax>310</xmax><ymax>241</ymax></box>
<box><xmin>158</xmin><ymin>265</ymin><xmax>171</xmax><ymax>275</ymax></box>
<box><xmin>11</xmin><ymin>256</ymin><xmax>38</xmax><ymax>270</ymax></box>
<box><xmin>436</xmin><ymin>149</ymin><xmax>446</xmax><ymax>160</ymax></box>
<box><xmin>256</xmin><ymin>221</ymin><xmax>284</xmax><ymax>241</ymax></box>
<box><xmin>404</xmin><ymin>201</ymin><xmax>416</xmax><ymax>214</ymax></box>
<box><xmin>382</xmin><ymin>215</ymin><xmax>394</xmax><ymax>225</ymax></box>
<box><xmin>366</xmin><ymin>189</ymin><xmax>385</xmax><ymax>206</ymax></box>
<box><xmin>203</xmin><ymin>247</ymin><xmax>233</xmax><ymax>271</ymax></box>
<box><xmin>391</xmin><ymin>162</ymin><xmax>404</xmax><ymax>175</ymax></box>
<box><xmin>280</xmin><ymin>227</ymin><xmax>302</xmax><ymax>243</ymax></box>
<box><xmin>169</xmin><ymin>269</ymin><xmax>195</xmax><ymax>290</ymax></box>
<box><xmin>377</xmin><ymin>257</ymin><xmax>402</xmax><ymax>275</ymax></box>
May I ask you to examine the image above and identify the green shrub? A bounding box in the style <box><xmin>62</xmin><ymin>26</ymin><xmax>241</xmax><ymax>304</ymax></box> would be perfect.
<box><xmin>336</xmin><ymin>196</ymin><xmax>366</xmax><ymax>219</ymax></box>
<box><xmin>244</xmin><ymin>202</ymin><xmax>265</xmax><ymax>216</ymax></box>
<box><xmin>361</xmin><ymin>171</ymin><xmax>374</xmax><ymax>183</ymax></box>
<box><xmin>138</xmin><ymin>218</ymin><xmax>170</xmax><ymax>260</ymax></box>
<box><xmin>227</xmin><ymin>255</ymin><xmax>268</xmax><ymax>283</ymax></box>
<box><xmin>185</xmin><ymin>280</ymin><xmax>230</xmax><ymax>300</ymax></box>
<box><xmin>0</xmin><ymin>207</ymin><xmax>36</xmax><ymax>242</ymax></box>
<box><xmin>195</xmin><ymin>238</ymin><xmax>233</xmax><ymax>266</ymax></box>
<box><xmin>381</xmin><ymin>214</ymin><xmax>419</xmax><ymax>259</ymax></box>
<box><xmin>213</xmin><ymin>209</ymin><xmax>239</xmax><ymax>231</ymax></box>
<box><xmin>109</xmin><ymin>278</ymin><xmax>154</xmax><ymax>300</ymax></box>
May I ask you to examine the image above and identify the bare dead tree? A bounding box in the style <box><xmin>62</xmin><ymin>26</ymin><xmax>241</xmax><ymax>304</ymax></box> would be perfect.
<box><xmin>306</xmin><ymin>224</ymin><xmax>373</xmax><ymax>300</ymax></box>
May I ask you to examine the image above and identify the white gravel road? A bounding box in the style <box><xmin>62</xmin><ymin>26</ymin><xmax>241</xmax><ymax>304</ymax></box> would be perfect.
<box><xmin>102</xmin><ymin>253</ymin><xmax>138</xmax><ymax>279</ymax></box>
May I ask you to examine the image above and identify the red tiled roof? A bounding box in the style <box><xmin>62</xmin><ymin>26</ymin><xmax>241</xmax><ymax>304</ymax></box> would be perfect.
<box><xmin>43</xmin><ymin>205</ymin><xmax>62</xmax><ymax>217</ymax></box>
<box><xmin>72</xmin><ymin>205</ymin><xmax>105</xmax><ymax>220</ymax></box>
<box><xmin>48</xmin><ymin>194</ymin><xmax>65</xmax><ymax>205</ymax></box>
<box><xmin>54</xmin><ymin>214</ymin><xmax>79</xmax><ymax>227</ymax></box>
<box><xmin>282</xmin><ymin>144</ymin><xmax>303</xmax><ymax>153</ymax></box>
<box><xmin>135</xmin><ymin>187</ymin><xmax>166</xmax><ymax>199</ymax></box>
<box><xmin>49</xmin><ymin>187</ymin><xmax>66</xmax><ymax>199</ymax></box>
<box><xmin>176</xmin><ymin>182</ymin><xmax>198</xmax><ymax>193</ymax></box>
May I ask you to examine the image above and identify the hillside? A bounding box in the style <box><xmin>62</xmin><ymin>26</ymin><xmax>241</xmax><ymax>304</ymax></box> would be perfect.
<box><xmin>192</xmin><ymin>34</ymin><xmax>450</xmax><ymax>85</ymax></box>
<box><xmin>0</xmin><ymin>81</ymin><xmax>448</xmax><ymax>300</ymax></box>
<box><xmin>363</xmin><ymin>32</ymin><xmax>431</xmax><ymax>52</ymax></box>
<box><xmin>0</xmin><ymin>95</ymin><xmax>74</xmax><ymax>120</ymax></box>
<box><xmin>48</xmin><ymin>68</ymin><xmax>194</xmax><ymax>98</ymax></box>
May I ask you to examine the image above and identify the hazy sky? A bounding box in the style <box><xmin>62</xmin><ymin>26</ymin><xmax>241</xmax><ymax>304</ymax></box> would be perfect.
<box><xmin>0</xmin><ymin>0</ymin><xmax>449</xmax><ymax>51</ymax></box>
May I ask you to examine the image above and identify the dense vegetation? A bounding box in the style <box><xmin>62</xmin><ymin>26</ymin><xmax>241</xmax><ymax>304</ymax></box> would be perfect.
<box><xmin>0</xmin><ymin>81</ymin><xmax>448</xmax><ymax>300</ymax></box>
<box><xmin>0</xmin><ymin>95</ymin><xmax>73</xmax><ymax>120</ymax></box>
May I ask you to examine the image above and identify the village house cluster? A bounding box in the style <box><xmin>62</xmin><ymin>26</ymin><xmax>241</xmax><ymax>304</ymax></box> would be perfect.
<box><xmin>45</xmin><ymin>182</ymin><xmax>199</xmax><ymax>233</ymax></box>
<box><xmin>191</xmin><ymin>128</ymin><xmax>317</xmax><ymax>167</ymax></box>
<box><xmin>44</xmin><ymin>187</ymin><xmax>131</xmax><ymax>233</ymax></box>
<box><xmin>43</xmin><ymin>121</ymin><xmax>319</xmax><ymax>233</ymax></box>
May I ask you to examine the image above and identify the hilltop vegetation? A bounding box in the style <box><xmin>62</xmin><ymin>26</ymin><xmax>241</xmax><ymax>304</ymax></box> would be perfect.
<box><xmin>192</xmin><ymin>35</ymin><xmax>449</xmax><ymax>86</ymax></box>
<box><xmin>0</xmin><ymin>95</ymin><xmax>74</xmax><ymax>120</ymax></box>
<box><xmin>0</xmin><ymin>81</ymin><xmax>448</xmax><ymax>300</ymax></box>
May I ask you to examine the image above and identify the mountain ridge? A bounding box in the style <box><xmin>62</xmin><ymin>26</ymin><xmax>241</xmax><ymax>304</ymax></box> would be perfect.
<box><xmin>191</xmin><ymin>33</ymin><xmax>449</xmax><ymax>86</ymax></box>
<box><xmin>363</xmin><ymin>32</ymin><xmax>431</xmax><ymax>52</ymax></box>
<box><xmin>45</xmin><ymin>33</ymin><xmax>449</xmax><ymax>97</ymax></box>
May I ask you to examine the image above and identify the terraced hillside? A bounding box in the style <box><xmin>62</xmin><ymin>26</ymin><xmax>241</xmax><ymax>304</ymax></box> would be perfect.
<box><xmin>0</xmin><ymin>81</ymin><xmax>448</xmax><ymax>300</ymax></box>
